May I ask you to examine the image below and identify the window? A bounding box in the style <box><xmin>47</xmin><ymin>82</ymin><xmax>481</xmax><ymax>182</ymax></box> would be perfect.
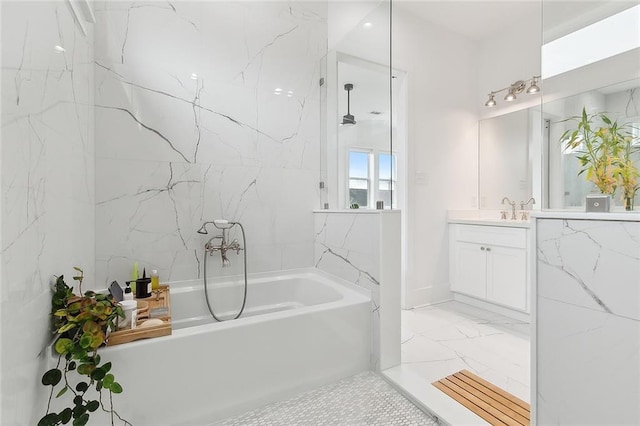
<box><xmin>378</xmin><ymin>153</ymin><xmax>397</xmax><ymax>209</ymax></box>
<box><xmin>348</xmin><ymin>150</ymin><xmax>397</xmax><ymax>209</ymax></box>
<box><xmin>349</xmin><ymin>150</ymin><xmax>370</xmax><ymax>207</ymax></box>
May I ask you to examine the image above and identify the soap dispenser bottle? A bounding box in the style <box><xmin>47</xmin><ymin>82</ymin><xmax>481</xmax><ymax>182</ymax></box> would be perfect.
<box><xmin>124</xmin><ymin>282</ymin><xmax>133</xmax><ymax>300</ymax></box>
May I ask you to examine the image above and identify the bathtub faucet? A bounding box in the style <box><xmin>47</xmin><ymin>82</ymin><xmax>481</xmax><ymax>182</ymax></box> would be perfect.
<box><xmin>199</xmin><ymin>220</ymin><xmax>243</xmax><ymax>268</ymax></box>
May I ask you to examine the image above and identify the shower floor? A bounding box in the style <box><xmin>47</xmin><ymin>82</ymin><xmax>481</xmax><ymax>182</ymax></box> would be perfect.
<box><xmin>401</xmin><ymin>301</ymin><xmax>530</xmax><ymax>402</ymax></box>
<box><xmin>211</xmin><ymin>371</ymin><xmax>437</xmax><ymax>426</ymax></box>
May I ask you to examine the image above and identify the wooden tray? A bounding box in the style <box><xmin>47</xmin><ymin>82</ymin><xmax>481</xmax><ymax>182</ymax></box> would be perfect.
<box><xmin>107</xmin><ymin>285</ymin><xmax>172</xmax><ymax>346</ymax></box>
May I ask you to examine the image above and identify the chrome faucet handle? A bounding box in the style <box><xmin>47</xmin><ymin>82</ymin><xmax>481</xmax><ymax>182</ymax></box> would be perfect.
<box><xmin>520</xmin><ymin>197</ymin><xmax>536</xmax><ymax>210</ymax></box>
<box><xmin>500</xmin><ymin>211</ymin><xmax>508</xmax><ymax>220</ymax></box>
<box><xmin>520</xmin><ymin>210</ymin><xmax>529</xmax><ymax>221</ymax></box>
<box><xmin>501</xmin><ymin>196</ymin><xmax>517</xmax><ymax>220</ymax></box>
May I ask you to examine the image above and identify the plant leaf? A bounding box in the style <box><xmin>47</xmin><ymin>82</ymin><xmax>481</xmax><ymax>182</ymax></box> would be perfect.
<box><xmin>72</xmin><ymin>413</ymin><xmax>89</xmax><ymax>426</ymax></box>
<box><xmin>76</xmin><ymin>363</ymin><xmax>95</xmax><ymax>376</ymax></box>
<box><xmin>86</xmin><ymin>400</ymin><xmax>99</xmax><ymax>412</ymax></box>
<box><xmin>56</xmin><ymin>386</ymin><xmax>68</xmax><ymax>398</ymax></box>
<box><xmin>54</xmin><ymin>338</ymin><xmax>74</xmax><ymax>355</ymax></box>
<box><xmin>42</xmin><ymin>368</ymin><xmax>62</xmax><ymax>386</ymax></box>
<box><xmin>102</xmin><ymin>373</ymin><xmax>114</xmax><ymax>388</ymax></box>
<box><xmin>37</xmin><ymin>413</ymin><xmax>60</xmax><ymax>426</ymax></box>
<box><xmin>60</xmin><ymin>407</ymin><xmax>73</xmax><ymax>424</ymax></box>
<box><xmin>110</xmin><ymin>382</ymin><xmax>123</xmax><ymax>394</ymax></box>
<box><xmin>91</xmin><ymin>367</ymin><xmax>106</xmax><ymax>381</ymax></box>
<box><xmin>75</xmin><ymin>382</ymin><xmax>89</xmax><ymax>393</ymax></box>
<box><xmin>57</xmin><ymin>323</ymin><xmax>77</xmax><ymax>334</ymax></box>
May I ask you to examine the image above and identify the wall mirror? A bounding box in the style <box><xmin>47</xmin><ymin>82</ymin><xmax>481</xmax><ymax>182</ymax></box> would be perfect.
<box><xmin>544</xmin><ymin>80</ymin><xmax>639</xmax><ymax>209</ymax></box>
<box><xmin>478</xmin><ymin>109</ymin><xmax>537</xmax><ymax>210</ymax></box>
<box><xmin>479</xmin><ymin>1</ymin><xmax>639</xmax><ymax>211</ymax></box>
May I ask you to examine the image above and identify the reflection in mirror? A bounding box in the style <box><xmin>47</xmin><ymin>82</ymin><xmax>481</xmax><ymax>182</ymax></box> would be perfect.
<box><xmin>545</xmin><ymin>80</ymin><xmax>640</xmax><ymax>209</ymax></box>
<box><xmin>478</xmin><ymin>109</ymin><xmax>536</xmax><ymax>210</ymax></box>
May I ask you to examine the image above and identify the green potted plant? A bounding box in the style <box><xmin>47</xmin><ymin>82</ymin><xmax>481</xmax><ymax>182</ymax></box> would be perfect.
<box><xmin>39</xmin><ymin>268</ymin><xmax>131</xmax><ymax>426</ymax></box>
<box><xmin>561</xmin><ymin>108</ymin><xmax>639</xmax><ymax>209</ymax></box>
<box><xmin>613</xmin><ymin>129</ymin><xmax>639</xmax><ymax>210</ymax></box>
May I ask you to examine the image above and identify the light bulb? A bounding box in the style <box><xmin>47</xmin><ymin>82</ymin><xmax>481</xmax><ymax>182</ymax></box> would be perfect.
<box><xmin>527</xmin><ymin>78</ymin><xmax>540</xmax><ymax>94</ymax></box>
<box><xmin>504</xmin><ymin>89</ymin><xmax>516</xmax><ymax>102</ymax></box>
<box><xmin>485</xmin><ymin>94</ymin><xmax>496</xmax><ymax>107</ymax></box>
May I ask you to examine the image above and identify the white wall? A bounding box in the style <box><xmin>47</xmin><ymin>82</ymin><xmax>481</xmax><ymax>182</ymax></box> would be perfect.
<box><xmin>0</xmin><ymin>2</ymin><xmax>95</xmax><ymax>423</ymax></box>
<box><xmin>392</xmin><ymin>8</ymin><xmax>479</xmax><ymax>307</ymax></box>
<box><xmin>93</xmin><ymin>1</ymin><xmax>327</xmax><ymax>287</ymax></box>
<box><xmin>478</xmin><ymin>13</ymin><xmax>543</xmax><ymax>120</ymax></box>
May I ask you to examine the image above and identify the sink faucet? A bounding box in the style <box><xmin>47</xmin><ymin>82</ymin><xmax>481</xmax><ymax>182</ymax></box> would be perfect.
<box><xmin>501</xmin><ymin>197</ymin><xmax>517</xmax><ymax>220</ymax></box>
<box><xmin>519</xmin><ymin>197</ymin><xmax>536</xmax><ymax>220</ymax></box>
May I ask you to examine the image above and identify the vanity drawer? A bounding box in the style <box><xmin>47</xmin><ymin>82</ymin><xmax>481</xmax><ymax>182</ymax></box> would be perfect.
<box><xmin>453</xmin><ymin>224</ymin><xmax>527</xmax><ymax>248</ymax></box>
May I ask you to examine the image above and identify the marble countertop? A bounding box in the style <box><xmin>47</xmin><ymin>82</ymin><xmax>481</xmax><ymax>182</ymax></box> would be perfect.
<box><xmin>532</xmin><ymin>210</ymin><xmax>640</xmax><ymax>222</ymax></box>
<box><xmin>447</xmin><ymin>210</ymin><xmax>531</xmax><ymax>228</ymax></box>
<box><xmin>447</xmin><ymin>217</ymin><xmax>531</xmax><ymax>228</ymax></box>
<box><xmin>313</xmin><ymin>209</ymin><xmax>401</xmax><ymax>214</ymax></box>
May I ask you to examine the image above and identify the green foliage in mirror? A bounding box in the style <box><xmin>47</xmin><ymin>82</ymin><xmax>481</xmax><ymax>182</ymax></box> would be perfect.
<box><xmin>561</xmin><ymin>107</ymin><xmax>639</xmax><ymax>208</ymax></box>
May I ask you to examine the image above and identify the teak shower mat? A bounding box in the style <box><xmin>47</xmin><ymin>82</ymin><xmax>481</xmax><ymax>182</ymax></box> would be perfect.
<box><xmin>432</xmin><ymin>370</ymin><xmax>530</xmax><ymax>426</ymax></box>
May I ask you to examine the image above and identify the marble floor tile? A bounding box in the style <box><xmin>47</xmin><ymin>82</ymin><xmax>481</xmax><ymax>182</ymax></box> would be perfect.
<box><xmin>212</xmin><ymin>371</ymin><xmax>437</xmax><ymax>426</ymax></box>
<box><xmin>402</xmin><ymin>301</ymin><xmax>531</xmax><ymax>403</ymax></box>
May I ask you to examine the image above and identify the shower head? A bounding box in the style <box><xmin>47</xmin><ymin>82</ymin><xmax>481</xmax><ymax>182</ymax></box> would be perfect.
<box><xmin>197</xmin><ymin>223</ymin><xmax>210</xmax><ymax>234</ymax></box>
<box><xmin>212</xmin><ymin>219</ymin><xmax>235</xmax><ymax>229</ymax></box>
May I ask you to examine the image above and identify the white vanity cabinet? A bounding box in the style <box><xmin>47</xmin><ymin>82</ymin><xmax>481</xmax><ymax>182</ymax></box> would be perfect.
<box><xmin>449</xmin><ymin>223</ymin><xmax>529</xmax><ymax>314</ymax></box>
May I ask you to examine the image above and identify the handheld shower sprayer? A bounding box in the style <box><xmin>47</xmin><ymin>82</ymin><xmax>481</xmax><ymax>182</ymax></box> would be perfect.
<box><xmin>197</xmin><ymin>219</ymin><xmax>236</xmax><ymax>235</ymax></box>
<box><xmin>197</xmin><ymin>219</ymin><xmax>249</xmax><ymax>321</ymax></box>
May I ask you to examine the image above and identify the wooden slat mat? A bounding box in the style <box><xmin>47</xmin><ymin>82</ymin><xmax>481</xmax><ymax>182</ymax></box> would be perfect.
<box><xmin>432</xmin><ymin>370</ymin><xmax>530</xmax><ymax>426</ymax></box>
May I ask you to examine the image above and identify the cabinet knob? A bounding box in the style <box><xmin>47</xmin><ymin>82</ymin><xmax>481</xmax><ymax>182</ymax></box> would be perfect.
<box><xmin>486</xmin><ymin>247</ymin><xmax>491</xmax><ymax>252</ymax></box>
<box><xmin>480</xmin><ymin>247</ymin><xmax>485</xmax><ymax>251</ymax></box>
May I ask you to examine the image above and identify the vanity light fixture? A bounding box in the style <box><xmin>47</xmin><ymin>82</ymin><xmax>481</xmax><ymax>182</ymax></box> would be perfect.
<box><xmin>190</xmin><ymin>73</ymin><xmax>198</xmax><ymax>80</ymax></box>
<box><xmin>341</xmin><ymin>83</ymin><xmax>356</xmax><ymax>125</ymax></box>
<box><xmin>504</xmin><ymin>87</ymin><xmax>517</xmax><ymax>102</ymax></box>
<box><xmin>484</xmin><ymin>93</ymin><xmax>496</xmax><ymax>107</ymax></box>
<box><xmin>526</xmin><ymin>76</ymin><xmax>540</xmax><ymax>94</ymax></box>
<box><xmin>484</xmin><ymin>76</ymin><xmax>540</xmax><ymax>107</ymax></box>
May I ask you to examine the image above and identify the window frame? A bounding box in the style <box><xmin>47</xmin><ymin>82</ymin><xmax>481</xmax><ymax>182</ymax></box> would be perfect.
<box><xmin>347</xmin><ymin>148</ymin><xmax>397</xmax><ymax>209</ymax></box>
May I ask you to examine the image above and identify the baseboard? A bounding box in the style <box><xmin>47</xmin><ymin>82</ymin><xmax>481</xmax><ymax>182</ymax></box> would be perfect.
<box><xmin>453</xmin><ymin>293</ymin><xmax>530</xmax><ymax>322</ymax></box>
<box><xmin>404</xmin><ymin>283</ymin><xmax>452</xmax><ymax>309</ymax></box>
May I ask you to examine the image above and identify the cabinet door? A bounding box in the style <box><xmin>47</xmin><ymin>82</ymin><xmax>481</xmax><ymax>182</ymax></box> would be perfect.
<box><xmin>451</xmin><ymin>241</ymin><xmax>487</xmax><ymax>299</ymax></box>
<box><xmin>486</xmin><ymin>245</ymin><xmax>527</xmax><ymax>310</ymax></box>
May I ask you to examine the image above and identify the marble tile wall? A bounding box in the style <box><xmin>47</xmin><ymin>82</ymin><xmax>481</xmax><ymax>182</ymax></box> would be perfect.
<box><xmin>1</xmin><ymin>1</ymin><xmax>95</xmax><ymax>423</ymax></box>
<box><xmin>93</xmin><ymin>1</ymin><xmax>327</xmax><ymax>286</ymax></box>
<box><xmin>314</xmin><ymin>211</ymin><xmax>401</xmax><ymax>371</ymax></box>
<box><xmin>535</xmin><ymin>218</ymin><xmax>640</xmax><ymax>425</ymax></box>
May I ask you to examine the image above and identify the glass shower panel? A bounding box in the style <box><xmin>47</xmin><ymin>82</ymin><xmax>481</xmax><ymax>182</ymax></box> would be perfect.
<box><xmin>321</xmin><ymin>0</ymin><xmax>392</xmax><ymax>210</ymax></box>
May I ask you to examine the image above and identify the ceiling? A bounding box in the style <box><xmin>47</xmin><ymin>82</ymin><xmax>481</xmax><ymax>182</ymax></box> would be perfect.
<box><xmin>338</xmin><ymin>61</ymin><xmax>390</xmax><ymax>124</ymax></box>
<box><xmin>394</xmin><ymin>1</ymin><xmax>540</xmax><ymax>41</ymax></box>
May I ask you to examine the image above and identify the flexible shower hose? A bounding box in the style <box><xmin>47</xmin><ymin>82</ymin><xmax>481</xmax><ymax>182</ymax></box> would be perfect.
<box><xmin>203</xmin><ymin>222</ymin><xmax>248</xmax><ymax>321</ymax></box>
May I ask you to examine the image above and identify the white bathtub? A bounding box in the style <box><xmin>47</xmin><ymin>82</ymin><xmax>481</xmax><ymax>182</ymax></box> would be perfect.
<box><xmin>79</xmin><ymin>268</ymin><xmax>371</xmax><ymax>425</ymax></box>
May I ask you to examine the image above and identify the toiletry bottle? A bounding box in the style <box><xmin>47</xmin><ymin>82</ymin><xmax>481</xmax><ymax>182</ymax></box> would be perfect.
<box><xmin>131</xmin><ymin>262</ymin><xmax>139</xmax><ymax>292</ymax></box>
<box><xmin>151</xmin><ymin>269</ymin><xmax>159</xmax><ymax>290</ymax></box>
<box><xmin>124</xmin><ymin>282</ymin><xmax>134</xmax><ymax>300</ymax></box>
